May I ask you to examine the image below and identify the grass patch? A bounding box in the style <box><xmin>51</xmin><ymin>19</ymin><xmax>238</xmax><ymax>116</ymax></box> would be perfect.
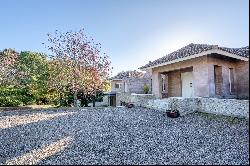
<box><xmin>196</xmin><ymin>112</ymin><xmax>245</xmax><ymax>125</ymax></box>
<box><xmin>24</xmin><ymin>105</ymin><xmax>56</xmax><ymax>109</ymax></box>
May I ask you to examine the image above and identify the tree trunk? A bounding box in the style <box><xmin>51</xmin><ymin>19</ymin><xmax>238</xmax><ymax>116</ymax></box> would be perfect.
<box><xmin>73</xmin><ymin>91</ymin><xmax>78</xmax><ymax>107</ymax></box>
<box><xmin>84</xmin><ymin>100</ymin><xmax>88</xmax><ymax>107</ymax></box>
<box><xmin>92</xmin><ymin>97</ymin><xmax>95</xmax><ymax>107</ymax></box>
<box><xmin>59</xmin><ymin>93</ymin><xmax>63</xmax><ymax>106</ymax></box>
<box><xmin>83</xmin><ymin>94</ymin><xmax>88</xmax><ymax>107</ymax></box>
<box><xmin>92</xmin><ymin>90</ymin><xmax>96</xmax><ymax>107</ymax></box>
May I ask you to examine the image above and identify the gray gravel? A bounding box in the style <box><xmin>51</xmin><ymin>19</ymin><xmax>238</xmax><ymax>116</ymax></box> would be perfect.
<box><xmin>0</xmin><ymin>107</ymin><xmax>249</xmax><ymax>165</ymax></box>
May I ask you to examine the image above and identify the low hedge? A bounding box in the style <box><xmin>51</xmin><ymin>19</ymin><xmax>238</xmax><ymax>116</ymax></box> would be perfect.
<box><xmin>0</xmin><ymin>86</ymin><xmax>34</xmax><ymax>107</ymax></box>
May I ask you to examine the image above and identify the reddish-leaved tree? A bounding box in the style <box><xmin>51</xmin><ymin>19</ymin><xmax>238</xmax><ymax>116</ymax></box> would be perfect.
<box><xmin>44</xmin><ymin>28</ymin><xmax>111</xmax><ymax>106</ymax></box>
<box><xmin>0</xmin><ymin>48</ymin><xmax>19</xmax><ymax>86</ymax></box>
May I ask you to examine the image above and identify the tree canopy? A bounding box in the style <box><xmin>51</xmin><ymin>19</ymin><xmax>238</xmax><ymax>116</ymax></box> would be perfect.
<box><xmin>44</xmin><ymin>28</ymin><xmax>111</xmax><ymax>106</ymax></box>
<box><xmin>0</xmin><ymin>28</ymin><xmax>112</xmax><ymax>107</ymax></box>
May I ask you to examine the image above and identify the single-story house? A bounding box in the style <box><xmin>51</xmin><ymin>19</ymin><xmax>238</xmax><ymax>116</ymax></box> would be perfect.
<box><xmin>139</xmin><ymin>43</ymin><xmax>249</xmax><ymax>99</ymax></box>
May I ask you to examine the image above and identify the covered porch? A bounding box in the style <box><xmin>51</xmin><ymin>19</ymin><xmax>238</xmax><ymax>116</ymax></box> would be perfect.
<box><xmin>158</xmin><ymin>67</ymin><xmax>194</xmax><ymax>98</ymax></box>
<box><xmin>150</xmin><ymin>54</ymin><xmax>243</xmax><ymax>99</ymax></box>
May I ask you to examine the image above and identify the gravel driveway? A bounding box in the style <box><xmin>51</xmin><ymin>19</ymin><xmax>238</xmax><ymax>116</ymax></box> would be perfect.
<box><xmin>0</xmin><ymin>107</ymin><xmax>249</xmax><ymax>165</ymax></box>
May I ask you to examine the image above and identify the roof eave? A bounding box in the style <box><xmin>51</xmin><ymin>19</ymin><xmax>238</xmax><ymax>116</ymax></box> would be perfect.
<box><xmin>139</xmin><ymin>48</ymin><xmax>249</xmax><ymax>70</ymax></box>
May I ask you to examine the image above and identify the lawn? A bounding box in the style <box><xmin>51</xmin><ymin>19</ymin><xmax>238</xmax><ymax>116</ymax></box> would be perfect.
<box><xmin>0</xmin><ymin>107</ymin><xmax>249</xmax><ymax>165</ymax></box>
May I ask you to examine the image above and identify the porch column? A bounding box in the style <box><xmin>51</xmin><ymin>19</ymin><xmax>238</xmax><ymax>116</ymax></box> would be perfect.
<box><xmin>222</xmin><ymin>65</ymin><xmax>230</xmax><ymax>97</ymax></box>
<box><xmin>208</xmin><ymin>64</ymin><xmax>216</xmax><ymax>97</ymax></box>
<box><xmin>152</xmin><ymin>71</ymin><xmax>162</xmax><ymax>98</ymax></box>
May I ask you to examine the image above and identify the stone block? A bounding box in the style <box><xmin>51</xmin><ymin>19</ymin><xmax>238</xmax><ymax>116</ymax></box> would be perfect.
<box><xmin>168</xmin><ymin>97</ymin><xmax>201</xmax><ymax>116</ymax></box>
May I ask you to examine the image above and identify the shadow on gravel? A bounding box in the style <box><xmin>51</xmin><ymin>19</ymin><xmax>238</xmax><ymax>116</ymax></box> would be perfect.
<box><xmin>0</xmin><ymin>108</ymin><xmax>122</xmax><ymax>165</ymax></box>
<box><xmin>4</xmin><ymin>136</ymin><xmax>73</xmax><ymax>165</ymax></box>
<box><xmin>0</xmin><ymin>108</ymin><xmax>81</xmax><ymax>117</ymax></box>
<box><xmin>0</xmin><ymin>111</ymin><xmax>79</xmax><ymax>165</ymax></box>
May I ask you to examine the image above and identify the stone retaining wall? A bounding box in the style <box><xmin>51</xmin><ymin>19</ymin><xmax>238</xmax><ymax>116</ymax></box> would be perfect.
<box><xmin>143</xmin><ymin>97</ymin><xmax>202</xmax><ymax>116</ymax></box>
<box><xmin>116</xmin><ymin>93</ymin><xmax>249</xmax><ymax>118</ymax></box>
<box><xmin>116</xmin><ymin>93</ymin><xmax>155</xmax><ymax>106</ymax></box>
<box><xmin>200</xmin><ymin>98</ymin><xmax>249</xmax><ymax>118</ymax></box>
<box><xmin>144</xmin><ymin>98</ymin><xmax>170</xmax><ymax>111</ymax></box>
<box><xmin>168</xmin><ymin>97</ymin><xmax>202</xmax><ymax>116</ymax></box>
<box><xmin>116</xmin><ymin>92</ymin><xmax>131</xmax><ymax>106</ymax></box>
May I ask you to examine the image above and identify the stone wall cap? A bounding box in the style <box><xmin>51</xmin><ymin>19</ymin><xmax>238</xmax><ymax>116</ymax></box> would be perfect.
<box><xmin>131</xmin><ymin>93</ymin><xmax>154</xmax><ymax>96</ymax></box>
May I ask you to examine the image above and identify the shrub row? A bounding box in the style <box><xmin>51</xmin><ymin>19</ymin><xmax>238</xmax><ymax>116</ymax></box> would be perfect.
<box><xmin>0</xmin><ymin>86</ymin><xmax>34</xmax><ymax>107</ymax></box>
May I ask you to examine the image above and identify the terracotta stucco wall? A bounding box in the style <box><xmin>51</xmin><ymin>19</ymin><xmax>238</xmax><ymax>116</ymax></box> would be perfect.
<box><xmin>192</xmin><ymin>56</ymin><xmax>210</xmax><ymax>97</ymax></box>
<box><xmin>152</xmin><ymin>56</ymin><xmax>209</xmax><ymax>98</ymax></box>
<box><xmin>235</xmin><ymin>60</ymin><xmax>249</xmax><ymax>99</ymax></box>
<box><xmin>207</xmin><ymin>54</ymin><xmax>238</xmax><ymax>98</ymax></box>
<box><xmin>151</xmin><ymin>54</ymin><xmax>249</xmax><ymax>99</ymax></box>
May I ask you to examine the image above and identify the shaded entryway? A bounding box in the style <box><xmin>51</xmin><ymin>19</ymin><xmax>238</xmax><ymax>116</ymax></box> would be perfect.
<box><xmin>160</xmin><ymin>67</ymin><xmax>194</xmax><ymax>98</ymax></box>
<box><xmin>104</xmin><ymin>92</ymin><xmax>117</xmax><ymax>106</ymax></box>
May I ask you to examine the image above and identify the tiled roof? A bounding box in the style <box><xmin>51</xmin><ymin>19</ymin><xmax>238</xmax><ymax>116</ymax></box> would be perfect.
<box><xmin>111</xmin><ymin>70</ymin><xmax>145</xmax><ymax>80</ymax></box>
<box><xmin>139</xmin><ymin>43</ymin><xmax>249</xmax><ymax>69</ymax></box>
<box><xmin>218</xmin><ymin>46</ymin><xmax>249</xmax><ymax>58</ymax></box>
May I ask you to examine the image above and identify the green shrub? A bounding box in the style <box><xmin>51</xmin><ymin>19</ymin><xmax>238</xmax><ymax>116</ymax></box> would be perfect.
<box><xmin>59</xmin><ymin>92</ymin><xmax>74</xmax><ymax>107</ymax></box>
<box><xmin>40</xmin><ymin>89</ymin><xmax>60</xmax><ymax>105</ymax></box>
<box><xmin>0</xmin><ymin>96</ymin><xmax>23</xmax><ymax>107</ymax></box>
<box><xmin>95</xmin><ymin>91</ymin><xmax>104</xmax><ymax>102</ymax></box>
<box><xmin>0</xmin><ymin>86</ymin><xmax>35</xmax><ymax>107</ymax></box>
<box><xmin>143</xmin><ymin>85</ymin><xmax>149</xmax><ymax>94</ymax></box>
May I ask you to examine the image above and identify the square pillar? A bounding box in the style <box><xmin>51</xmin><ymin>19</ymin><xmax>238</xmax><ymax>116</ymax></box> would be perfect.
<box><xmin>222</xmin><ymin>66</ymin><xmax>230</xmax><ymax>97</ymax></box>
<box><xmin>152</xmin><ymin>71</ymin><xmax>162</xmax><ymax>98</ymax></box>
<box><xmin>208</xmin><ymin>64</ymin><xmax>216</xmax><ymax>97</ymax></box>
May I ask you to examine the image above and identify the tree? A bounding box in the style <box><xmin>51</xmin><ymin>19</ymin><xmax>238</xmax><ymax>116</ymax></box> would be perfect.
<box><xmin>16</xmin><ymin>51</ymin><xmax>49</xmax><ymax>103</ymax></box>
<box><xmin>102</xmin><ymin>80</ymin><xmax>111</xmax><ymax>92</ymax></box>
<box><xmin>0</xmin><ymin>48</ymin><xmax>19</xmax><ymax>86</ymax></box>
<box><xmin>0</xmin><ymin>49</ymin><xmax>49</xmax><ymax>106</ymax></box>
<box><xmin>47</xmin><ymin>59</ymin><xmax>75</xmax><ymax>106</ymax></box>
<box><xmin>44</xmin><ymin>28</ymin><xmax>111</xmax><ymax>106</ymax></box>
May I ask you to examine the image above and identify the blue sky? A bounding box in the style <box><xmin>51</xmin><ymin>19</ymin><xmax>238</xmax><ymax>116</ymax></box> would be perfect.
<box><xmin>0</xmin><ymin>0</ymin><xmax>249</xmax><ymax>76</ymax></box>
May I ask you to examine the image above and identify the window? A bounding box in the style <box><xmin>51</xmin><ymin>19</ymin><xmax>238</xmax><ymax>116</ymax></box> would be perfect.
<box><xmin>162</xmin><ymin>77</ymin><xmax>166</xmax><ymax>92</ymax></box>
<box><xmin>115</xmin><ymin>83</ymin><xmax>121</xmax><ymax>89</ymax></box>
<box><xmin>214</xmin><ymin>65</ymin><xmax>222</xmax><ymax>96</ymax></box>
<box><xmin>150</xmin><ymin>79</ymin><xmax>152</xmax><ymax>92</ymax></box>
<box><xmin>229</xmin><ymin>68</ymin><xmax>234</xmax><ymax>93</ymax></box>
<box><xmin>124</xmin><ymin>82</ymin><xmax>128</xmax><ymax>92</ymax></box>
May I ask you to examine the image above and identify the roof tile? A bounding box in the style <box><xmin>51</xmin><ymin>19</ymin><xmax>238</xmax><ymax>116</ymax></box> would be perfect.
<box><xmin>139</xmin><ymin>43</ymin><xmax>249</xmax><ymax>69</ymax></box>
